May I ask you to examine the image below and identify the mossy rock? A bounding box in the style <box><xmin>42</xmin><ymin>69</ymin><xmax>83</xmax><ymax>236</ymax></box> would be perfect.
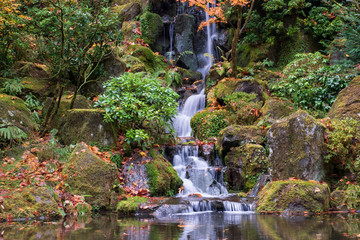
<box><xmin>121</xmin><ymin>21</ymin><xmax>141</xmax><ymax>42</ymax></box>
<box><xmin>0</xmin><ymin>94</ymin><xmax>37</xmax><ymax>135</ymax></box>
<box><xmin>128</xmin><ymin>45</ymin><xmax>168</xmax><ymax>73</ymax></box>
<box><xmin>13</xmin><ymin>61</ymin><xmax>51</xmax><ymax>79</ymax></box>
<box><xmin>145</xmin><ymin>153</ymin><xmax>182</xmax><ymax>197</ymax></box>
<box><xmin>267</xmin><ymin>110</ymin><xmax>326</xmax><ymax>181</ymax></box>
<box><xmin>191</xmin><ymin>108</ymin><xmax>230</xmax><ymax>141</ymax></box>
<box><xmin>58</xmin><ymin>109</ymin><xmax>117</xmax><ymax>147</ymax></box>
<box><xmin>140</xmin><ymin>11</ymin><xmax>163</xmax><ymax>46</ymax></box>
<box><xmin>112</xmin><ymin>2</ymin><xmax>141</xmax><ymax>21</ymax></box>
<box><xmin>112</xmin><ymin>0</ymin><xmax>149</xmax><ymax>10</ymax></box>
<box><xmin>63</xmin><ymin>143</ymin><xmax>118</xmax><ymax>209</ymax></box>
<box><xmin>327</xmin><ymin>76</ymin><xmax>360</xmax><ymax>122</ymax></box>
<box><xmin>42</xmin><ymin>95</ymin><xmax>91</xmax><ymax>130</ymax></box>
<box><xmin>257</xmin><ymin>179</ymin><xmax>330</xmax><ymax>213</ymax></box>
<box><xmin>176</xmin><ymin>67</ymin><xmax>202</xmax><ymax>85</ymax></box>
<box><xmin>256</xmin><ymin>97</ymin><xmax>297</xmax><ymax>126</ymax></box>
<box><xmin>214</xmin><ymin>78</ymin><xmax>268</xmax><ymax>106</ymax></box>
<box><xmin>116</xmin><ymin>196</ymin><xmax>147</xmax><ymax>215</ymax></box>
<box><xmin>330</xmin><ymin>190</ymin><xmax>348</xmax><ymax>210</ymax></box>
<box><xmin>216</xmin><ymin>125</ymin><xmax>266</xmax><ymax>157</ymax></box>
<box><xmin>21</xmin><ymin>77</ymin><xmax>56</xmax><ymax>99</ymax></box>
<box><xmin>0</xmin><ymin>187</ymin><xmax>61</xmax><ymax>220</ymax></box>
<box><xmin>225</xmin><ymin>144</ymin><xmax>269</xmax><ymax>192</ymax></box>
<box><xmin>122</xmin><ymin>55</ymin><xmax>146</xmax><ymax>73</ymax></box>
<box><xmin>237</xmin><ymin>43</ymin><xmax>271</xmax><ymax>68</ymax></box>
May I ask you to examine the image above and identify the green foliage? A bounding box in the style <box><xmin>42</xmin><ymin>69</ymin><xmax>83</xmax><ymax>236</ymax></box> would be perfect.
<box><xmin>190</xmin><ymin>109</ymin><xmax>230</xmax><ymax>141</ymax></box>
<box><xmin>271</xmin><ymin>52</ymin><xmax>356</xmax><ymax>114</ymax></box>
<box><xmin>0</xmin><ymin>124</ymin><xmax>27</xmax><ymax>142</ymax></box>
<box><xmin>324</xmin><ymin>118</ymin><xmax>360</xmax><ymax>176</ymax></box>
<box><xmin>24</xmin><ymin>93</ymin><xmax>40</xmax><ymax>111</ymax></box>
<box><xmin>1</xmin><ymin>78</ymin><xmax>23</xmax><ymax>96</ymax></box>
<box><xmin>37</xmin><ymin>129</ymin><xmax>73</xmax><ymax>162</ymax></box>
<box><xmin>224</xmin><ymin>92</ymin><xmax>263</xmax><ymax>125</ymax></box>
<box><xmin>96</xmin><ymin>72</ymin><xmax>179</xmax><ymax>148</ymax></box>
<box><xmin>140</xmin><ymin>11</ymin><xmax>163</xmax><ymax>45</ymax></box>
<box><xmin>110</xmin><ymin>153</ymin><xmax>123</xmax><ymax>169</ymax></box>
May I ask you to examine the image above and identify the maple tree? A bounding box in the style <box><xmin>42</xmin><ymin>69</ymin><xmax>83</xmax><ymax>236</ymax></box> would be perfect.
<box><xmin>178</xmin><ymin>0</ymin><xmax>255</xmax><ymax>77</ymax></box>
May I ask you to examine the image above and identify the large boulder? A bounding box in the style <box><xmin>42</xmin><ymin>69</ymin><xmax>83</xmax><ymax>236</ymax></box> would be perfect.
<box><xmin>63</xmin><ymin>143</ymin><xmax>118</xmax><ymax>209</ymax></box>
<box><xmin>113</xmin><ymin>3</ymin><xmax>141</xmax><ymax>21</ymax></box>
<box><xmin>140</xmin><ymin>11</ymin><xmax>163</xmax><ymax>47</ymax></box>
<box><xmin>327</xmin><ymin>76</ymin><xmax>360</xmax><ymax>121</ymax></box>
<box><xmin>175</xmin><ymin>14</ymin><xmax>198</xmax><ymax>70</ymax></box>
<box><xmin>58</xmin><ymin>109</ymin><xmax>117</xmax><ymax>147</ymax></box>
<box><xmin>0</xmin><ymin>187</ymin><xmax>61</xmax><ymax>220</ymax></box>
<box><xmin>256</xmin><ymin>97</ymin><xmax>297</xmax><ymax>126</ymax></box>
<box><xmin>225</xmin><ymin>144</ymin><xmax>269</xmax><ymax>192</ymax></box>
<box><xmin>256</xmin><ymin>179</ymin><xmax>330</xmax><ymax>213</ymax></box>
<box><xmin>128</xmin><ymin>45</ymin><xmax>168</xmax><ymax>72</ymax></box>
<box><xmin>216</xmin><ymin>125</ymin><xmax>266</xmax><ymax>157</ymax></box>
<box><xmin>0</xmin><ymin>94</ymin><xmax>36</xmax><ymax>136</ymax></box>
<box><xmin>13</xmin><ymin>61</ymin><xmax>51</xmax><ymax>79</ymax></box>
<box><xmin>267</xmin><ymin>110</ymin><xmax>325</xmax><ymax>181</ymax></box>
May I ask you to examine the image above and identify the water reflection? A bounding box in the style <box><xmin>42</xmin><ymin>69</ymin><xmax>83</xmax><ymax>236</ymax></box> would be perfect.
<box><xmin>1</xmin><ymin>213</ymin><xmax>360</xmax><ymax>240</ymax></box>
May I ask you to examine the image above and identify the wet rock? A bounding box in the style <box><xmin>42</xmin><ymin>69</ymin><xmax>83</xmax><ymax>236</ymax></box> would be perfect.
<box><xmin>58</xmin><ymin>109</ymin><xmax>117</xmax><ymax>147</ymax></box>
<box><xmin>0</xmin><ymin>187</ymin><xmax>61</xmax><ymax>220</ymax></box>
<box><xmin>248</xmin><ymin>174</ymin><xmax>271</xmax><ymax>197</ymax></box>
<box><xmin>175</xmin><ymin>14</ymin><xmax>198</xmax><ymax>70</ymax></box>
<box><xmin>0</xmin><ymin>94</ymin><xmax>37</xmax><ymax>136</ymax></box>
<box><xmin>216</xmin><ymin>125</ymin><xmax>266</xmax><ymax>157</ymax></box>
<box><xmin>63</xmin><ymin>143</ymin><xmax>118</xmax><ymax>209</ymax></box>
<box><xmin>121</xmin><ymin>153</ymin><xmax>150</xmax><ymax>193</ymax></box>
<box><xmin>225</xmin><ymin>144</ymin><xmax>268</xmax><ymax>192</ymax></box>
<box><xmin>256</xmin><ymin>97</ymin><xmax>297</xmax><ymax>126</ymax></box>
<box><xmin>257</xmin><ymin>179</ymin><xmax>330</xmax><ymax>213</ymax></box>
<box><xmin>327</xmin><ymin>76</ymin><xmax>360</xmax><ymax>122</ymax></box>
<box><xmin>153</xmin><ymin>204</ymin><xmax>191</xmax><ymax>218</ymax></box>
<box><xmin>198</xmin><ymin>143</ymin><xmax>216</xmax><ymax>164</ymax></box>
<box><xmin>267</xmin><ymin>110</ymin><xmax>326</xmax><ymax>181</ymax></box>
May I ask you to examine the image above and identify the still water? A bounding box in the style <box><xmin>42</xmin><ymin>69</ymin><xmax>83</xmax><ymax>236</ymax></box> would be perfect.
<box><xmin>1</xmin><ymin>212</ymin><xmax>360</xmax><ymax>240</ymax></box>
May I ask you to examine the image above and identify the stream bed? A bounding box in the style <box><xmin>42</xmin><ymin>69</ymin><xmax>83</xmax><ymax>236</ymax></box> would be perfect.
<box><xmin>1</xmin><ymin>212</ymin><xmax>360</xmax><ymax>240</ymax></box>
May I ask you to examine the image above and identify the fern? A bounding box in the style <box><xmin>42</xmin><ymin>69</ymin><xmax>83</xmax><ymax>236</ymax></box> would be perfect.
<box><xmin>0</xmin><ymin>124</ymin><xmax>27</xmax><ymax>141</ymax></box>
<box><xmin>2</xmin><ymin>78</ymin><xmax>23</xmax><ymax>96</ymax></box>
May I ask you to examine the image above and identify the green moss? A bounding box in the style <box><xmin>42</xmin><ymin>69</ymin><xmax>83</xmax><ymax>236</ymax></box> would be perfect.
<box><xmin>140</xmin><ymin>11</ymin><xmax>163</xmax><ymax>46</ymax></box>
<box><xmin>191</xmin><ymin>108</ymin><xmax>230</xmax><ymax>141</ymax></box>
<box><xmin>129</xmin><ymin>45</ymin><xmax>168</xmax><ymax>73</ymax></box>
<box><xmin>0</xmin><ymin>187</ymin><xmax>61</xmax><ymax>220</ymax></box>
<box><xmin>257</xmin><ymin>180</ymin><xmax>330</xmax><ymax>213</ymax></box>
<box><xmin>116</xmin><ymin>196</ymin><xmax>147</xmax><ymax>215</ymax></box>
<box><xmin>21</xmin><ymin>77</ymin><xmax>55</xmax><ymax>98</ymax></box>
<box><xmin>256</xmin><ymin>97</ymin><xmax>297</xmax><ymax>126</ymax></box>
<box><xmin>145</xmin><ymin>153</ymin><xmax>182</xmax><ymax>197</ymax></box>
<box><xmin>237</xmin><ymin>43</ymin><xmax>270</xmax><ymax>68</ymax></box>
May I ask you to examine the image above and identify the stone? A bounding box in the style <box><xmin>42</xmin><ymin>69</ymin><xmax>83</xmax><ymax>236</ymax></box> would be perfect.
<box><xmin>129</xmin><ymin>45</ymin><xmax>168</xmax><ymax>72</ymax></box>
<box><xmin>102</xmin><ymin>52</ymin><xmax>127</xmax><ymax>77</ymax></box>
<box><xmin>214</xmin><ymin>78</ymin><xmax>268</xmax><ymax>106</ymax></box>
<box><xmin>140</xmin><ymin>11</ymin><xmax>163</xmax><ymax>46</ymax></box>
<box><xmin>256</xmin><ymin>97</ymin><xmax>297</xmax><ymax>126</ymax></box>
<box><xmin>225</xmin><ymin>144</ymin><xmax>268</xmax><ymax>192</ymax></box>
<box><xmin>21</xmin><ymin>77</ymin><xmax>56</xmax><ymax>99</ymax></box>
<box><xmin>330</xmin><ymin>190</ymin><xmax>348</xmax><ymax>210</ymax></box>
<box><xmin>0</xmin><ymin>187</ymin><xmax>61</xmax><ymax>220</ymax></box>
<box><xmin>0</xmin><ymin>94</ymin><xmax>37</xmax><ymax>136</ymax></box>
<box><xmin>58</xmin><ymin>109</ymin><xmax>117</xmax><ymax>147</ymax></box>
<box><xmin>327</xmin><ymin>76</ymin><xmax>360</xmax><ymax>122</ymax></box>
<box><xmin>256</xmin><ymin>179</ymin><xmax>330</xmax><ymax>213</ymax></box>
<box><xmin>175</xmin><ymin>14</ymin><xmax>198</xmax><ymax>70</ymax></box>
<box><xmin>13</xmin><ymin>61</ymin><xmax>51</xmax><ymax>79</ymax></box>
<box><xmin>216</xmin><ymin>125</ymin><xmax>266</xmax><ymax>157</ymax></box>
<box><xmin>121</xmin><ymin>21</ymin><xmax>141</xmax><ymax>42</ymax></box>
<box><xmin>112</xmin><ymin>3</ymin><xmax>141</xmax><ymax>21</ymax></box>
<box><xmin>267</xmin><ymin>110</ymin><xmax>326</xmax><ymax>181</ymax></box>
<box><xmin>63</xmin><ymin>143</ymin><xmax>118</xmax><ymax>209</ymax></box>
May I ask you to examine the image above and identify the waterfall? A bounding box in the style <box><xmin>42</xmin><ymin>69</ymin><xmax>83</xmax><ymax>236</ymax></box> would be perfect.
<box><xmin>169</xmin><ymin>22</ymin><xmax>175</xmax><ymax>63</ymax></box>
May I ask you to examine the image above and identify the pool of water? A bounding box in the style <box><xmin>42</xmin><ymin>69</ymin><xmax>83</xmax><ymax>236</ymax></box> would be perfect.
<box><xmin>1</xmin><ymin>212</ymin><xmax>360</xmax><ymax>239</ymax></box>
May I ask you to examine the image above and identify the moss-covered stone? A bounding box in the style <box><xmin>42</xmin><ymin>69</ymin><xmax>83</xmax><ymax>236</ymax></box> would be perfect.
<box><xmin>128</xmin><ymin>45</ymin><xmax>168</xmax><ymax>73</ymax></box>
<box><xmin>13</xmin><ymin>61</ymin><xmax>51</xmax><ymax>79</ymax></box>
<box><xmin>225</xmin><ymin>144</ymin><xmax>269</xmax><ymax>192</ymax></box>
<box><xmin>0</xmin><ymin>94</ymin><xmax>37</xmax><ymax>136</ymax></box>
<box><xmin>122</xmin><ymin>55</ymin><xmax>146</xmax><ymax>73</ymax></box>
<box><xmin>121</xmin><ymin>21</ymin><xmax>141</xmax><ymax>42</ymax></box>
<box><xmin>0</xmin><ymin>187</ymin><xmax>61</xmax><ymax>220</ymax></box>
<box><xmin>116</xmin><ymin>196</ymin><xmax>147</xmax><ymax>215</ymax></box>
<box><xmin>256</xmin><ymin>180</ymin><xmax>330</xmax><ymax>213</ymax></box>
<box><xmin>216</xmin><ymin>125</ymin><xmax>266</xmax><ymax>157</ymax></box>
<box><xmin>237</xmin><ymin>43</ymin><xmax>271</xmax><ymax>68</ymax></box>
<box><xmin>145</xmin><ymin>153</ymin><xmax>182</xmax><ymax>197</ymax></box>
<box><xmin>42</xmin><ymin>95</ymin><xmax>91</xmax><ymax>130</ymax></box>
<box><xmin>112</xmin><ymin>2</ymin><xmax>141</xmax><ymax>21</ymax></box>
<box><xmin>214</xmin><ymin>78</ymin><xmax>268</xmax><ymax>106</ymax></box>
<box><xmin>191</xmin><ymin>108</ymin><xmax>230</xmax><ymax>141</ymax></box>
<box><xmin>267</xmin><ymin>110</ymin><xmax>326</xmax><ymax>181</ymax></box>
<box><xmin>140</xmin><ymin>11</ymin><xmax>163</xmax><ymax>46</ymax></box>
<box><xmin>256</xmin><ymin>97</ymin><xmax>297</xmax><ymax>126</ymax></box>
<box><xmin>63</xmin><ymin>143</ymin><xmax>118</xmax><ymax>209</ymax></box>
<box><xmin>330</xmin><ymin>190</ymin><xmax>348</xmax><ymax>210</ymax></box>
<box><xmin>58</xmin><ymin>109</ymin><xmax>117</xmax><ymax>147</ymax></box>
<box><xmin>327</xmin><ymin>76</ymin><xmax>360</xmax><ymax>122</ymax></box>
<box><xmin>21</xmin><ymin>77</ymin><xmax>56</xmax><ymax>99</ymax></box>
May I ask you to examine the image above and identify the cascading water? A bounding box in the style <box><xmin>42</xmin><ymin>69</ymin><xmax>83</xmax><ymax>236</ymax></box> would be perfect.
<box><xmin>167</xmin><ymin>1</ymin><xmax>254</xmax><ymax>214</ymax></box>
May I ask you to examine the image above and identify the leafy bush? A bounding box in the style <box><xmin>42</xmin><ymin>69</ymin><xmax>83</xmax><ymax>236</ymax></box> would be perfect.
<box><xmin>271</xmin><ymin>52</ymin><xmax>356</xmax><ymax>115</ymax></box>
<box><xmin>191</xmin><ymin>109</ymin><xmax>230</xmax><ymax>141</ymax></box>
<box><xmin>0</xmin><ymin>124</ymin><xmax>27</xmax><ymax>144</ymax></box>
<box><xmin>2</xmin><ymin>78</ymin><xmax>23</xmax><ymax>96</ymax></box>
<box><xmin>96</xmin><ymin>72</ymin><xmax>179</xmax><ymax>148</ymax></box>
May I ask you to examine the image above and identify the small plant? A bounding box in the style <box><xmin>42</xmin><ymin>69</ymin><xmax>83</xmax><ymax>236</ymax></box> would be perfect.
<box><xmin>0</xmin><ymin>123</ymin><xmax>27</xmax><ymax>143</ymax></box>
<box><xmin>110</xmin><ymin>153</ymin><xmax>123</xmax><ymax>169</ymax></box>
<box><xmin>2</xmin><ymin>78</ymin><xmax>23</xmax><ymax>96</ymax></box>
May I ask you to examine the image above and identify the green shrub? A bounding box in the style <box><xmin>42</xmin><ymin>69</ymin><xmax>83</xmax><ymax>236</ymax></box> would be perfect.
<box><xmin>190</xmin><ymin>109</ymin><xmax>230</xmax><ymax>141</ymax></box>
<box><xmin>116</xmin><ymin>196</ymin><xmax>147</xmax><ymax>215</ymax></box>
<box><xmin>1</xmin><ymin>78</ymin><xmax>23</xmax><ymax>96</ymax></box>
<box><xmin>271</xmin><ymin>52</ymin><xmax>356</xmax><ymax>115</ymax></box>
<box><xmin>96</xmin><ymin>72</ymin><xmax>179</xmax><ymax>149</ymax></box>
